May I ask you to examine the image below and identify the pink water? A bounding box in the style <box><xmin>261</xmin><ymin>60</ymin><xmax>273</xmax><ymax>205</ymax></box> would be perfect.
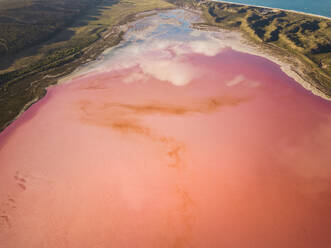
<box><xmin>0</xmin><ymin>49</ymin><xmax>331</xmax><ymax>247</ymax></box>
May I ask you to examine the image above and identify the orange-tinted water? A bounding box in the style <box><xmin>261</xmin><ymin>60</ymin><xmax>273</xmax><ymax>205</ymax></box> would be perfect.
<box><xmin>0</xmin><ymin>47</ymin><xmax>331</xmax><ymax>247</ymax></box>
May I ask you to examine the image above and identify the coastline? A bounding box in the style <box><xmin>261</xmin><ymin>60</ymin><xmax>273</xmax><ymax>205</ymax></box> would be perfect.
<box><xmin>211</xmin><ymin>0</ymin><xmax>331</xmax><ymax>20</ymax></box>
<box><xmin>1</xmin><ymin>2</ymin><xmax>330</xmax><ymax>133</ymax></box>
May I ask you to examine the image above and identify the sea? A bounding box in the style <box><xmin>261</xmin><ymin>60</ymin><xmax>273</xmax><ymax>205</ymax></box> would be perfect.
<box><xmin>215</xmin><ymin>0</ymin><xmax>331</xmax><ymax>18</ymax></box>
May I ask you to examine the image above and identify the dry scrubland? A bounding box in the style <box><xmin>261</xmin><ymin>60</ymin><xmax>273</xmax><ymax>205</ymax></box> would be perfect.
<box><xmin>0</xmin><ymin>0</ymin><xmax>330</xmax><ymax>132</ymax></box>
<box><xmin>0</xmin><ymin>0</ymin><xmax>174</xmax><ymax>132</ymax></box>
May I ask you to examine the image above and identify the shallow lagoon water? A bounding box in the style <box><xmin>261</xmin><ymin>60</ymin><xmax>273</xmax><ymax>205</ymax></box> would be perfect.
<box><xmin>0</xmin><ymin>10</ymin><xmax>331</xmax><ymax>248</ymax></box>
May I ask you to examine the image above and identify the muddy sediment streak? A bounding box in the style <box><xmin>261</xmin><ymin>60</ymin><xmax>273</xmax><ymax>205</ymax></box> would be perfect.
<box><xmin>0</xmin><ymin>9</ymin><xmax>331</xmax><ymax>248</ymax></box>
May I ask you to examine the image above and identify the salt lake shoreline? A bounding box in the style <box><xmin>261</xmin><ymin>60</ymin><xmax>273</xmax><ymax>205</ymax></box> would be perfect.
<box><xmin>1</xmin><ymin>2</ymin><xmax>330</xmax><ymax>133</ymax></box>
<box><xmin>192</xmin><ymin>23</ymin><xmax>331</xmax><ymax>101</ymax></box>
<box><xmin>193</xmin><ymin>1</ymin><xmax>331</xmax><ymax>100</ymax></box>
<box><xmin>60</xmin><ymin>7</ymin><xmax>331</xmax><ymax>101</ymax></box>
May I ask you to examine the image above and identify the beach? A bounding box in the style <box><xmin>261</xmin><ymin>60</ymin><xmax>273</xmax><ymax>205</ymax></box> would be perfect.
<box><xmin>213</xmin><ymin>0</ymin><xmax>331</xmax><ymax>18</ymax></box>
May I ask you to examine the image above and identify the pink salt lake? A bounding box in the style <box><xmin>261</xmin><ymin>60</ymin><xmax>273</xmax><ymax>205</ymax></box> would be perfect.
<box><xmin>0</xmin><ymin>12</ymin><xmax>331</xmax><ymax>248</ymax></box>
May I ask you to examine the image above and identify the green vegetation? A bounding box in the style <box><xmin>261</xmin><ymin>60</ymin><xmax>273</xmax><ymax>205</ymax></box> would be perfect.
<box><xmin>0</xmin><ymin>0</ymin><xmax>100</xmax><ymax>56</ymax></box>
<box><xmin>165</xmin><ymin>0</ymin><xmax>196</xmax><ymax>7</ymax></box>
<box><xmin>198</xmin><ymin>1</ymin><xmax>331</xmax><ymax>96</ymax></box>
<box><xmin>0</xmin><ymin>0</ymin><xmax>174</xmax><ymax>132</ymax></box>
<box><xmin>1</xmin><ymin>0</ymin><xmax>330</xmax><ymax>133</ymax></box>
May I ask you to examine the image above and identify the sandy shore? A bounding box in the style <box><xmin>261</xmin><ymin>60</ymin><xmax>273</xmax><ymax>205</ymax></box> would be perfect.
<box><xmin>211</xmin><ymin>0</ymin><xmax>331</xmax><ymax>20</ymax></box>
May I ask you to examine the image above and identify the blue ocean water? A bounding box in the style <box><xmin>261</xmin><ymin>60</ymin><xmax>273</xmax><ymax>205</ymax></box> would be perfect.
<box><xmin>215</xmin><ymin>0</ymin><xmax>331</xmax><ymax>17</ymax></box>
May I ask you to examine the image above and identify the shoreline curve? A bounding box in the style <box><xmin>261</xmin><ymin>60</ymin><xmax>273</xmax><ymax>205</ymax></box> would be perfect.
<box><xmin>212</xmin><ymin>0</ymin><xmax>331</xmax><ymax>20</ymax></box>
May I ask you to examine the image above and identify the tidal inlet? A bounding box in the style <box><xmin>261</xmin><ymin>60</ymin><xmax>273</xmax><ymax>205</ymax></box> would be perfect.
<box><xmin>1</xmin><ymin>10</ymin><xmax>331</xmax><ymax>248</ymax></box>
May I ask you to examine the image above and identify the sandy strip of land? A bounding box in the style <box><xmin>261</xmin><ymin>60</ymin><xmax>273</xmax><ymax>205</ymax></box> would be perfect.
<box><xmin>211</xmin><ymin>0</ymin><xmax>331</xmax><ymax>20</ymax></box>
